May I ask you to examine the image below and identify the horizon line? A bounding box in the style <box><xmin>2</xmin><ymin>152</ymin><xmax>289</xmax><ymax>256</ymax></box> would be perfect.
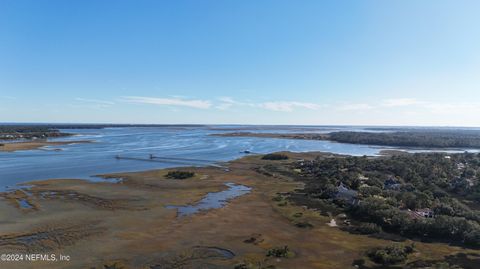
<box><xmin>1</xmin><ymin>122</ymin><xmax>480</xmax><ymax>129</ymax></box>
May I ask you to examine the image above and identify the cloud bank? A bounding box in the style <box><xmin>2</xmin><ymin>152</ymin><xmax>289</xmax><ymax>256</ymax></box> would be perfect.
<box><xmin>122</xmin><ymin>96</ymin><xmax>212</xmax><ymax>109</ymax></box>
<box><xmin>114</xmin><ymin>96</ymin><xmax>480</xmax><ymax>121</ymax></box>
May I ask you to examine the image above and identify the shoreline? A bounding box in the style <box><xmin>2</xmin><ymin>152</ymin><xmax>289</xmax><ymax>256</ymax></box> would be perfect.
<box><xmin>212</xmin><ymin>131</ymin><xmax>331</xmax><ymax>140</ymax></box>
<box><xmin>0</xmin><ymin>147</ymin><xmax>455</xmax><ymax>191</ymax></box>
<box><xmin>0</xmin><ymin>140</ymin><xmax>92</xmax><ymax>152</ymax></box>
<box><xmin>213</xmin><ymin>131</ymin><xmax>480</xmax><ymax>152</ymax></box>
<box><xmin>16</xmin><ymin>151</ymin><xmax>335</xmax><ymax>188</ymax></box>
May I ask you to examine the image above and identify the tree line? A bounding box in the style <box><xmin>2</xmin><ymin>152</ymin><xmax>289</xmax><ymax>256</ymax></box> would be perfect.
<box><xmin>328</xmin><ymin>130</ymin><xmax>480</xmax><ymax>148</ymax></box>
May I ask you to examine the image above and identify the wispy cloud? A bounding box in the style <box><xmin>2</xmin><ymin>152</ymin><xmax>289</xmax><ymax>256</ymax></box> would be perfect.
<box><xmin>338</xmin><ymin>98</ymin><xmax>480</xmax><ymax>116</ymax></box>
<box><xmin>258</xmin><ymin>101</ymin><xmax>321</xmax><ymax>112</ymax></box>
<box><xmin>337</xmin><ymin>103</ymin><xmax>373</xmax><ymax>111</ymax></box>
<box><xmin>119</xmin><ymin>95</ymin><xmax>478</xmax><ymax>118</ymax></box>
<box><xmin>215</xmin><ymin>97</ymin><xmax>237</xmax><ymax>110</ymax></box>
<box><xmin>122</xmin><ymin>96</ymin><xmax>212</xmax><ymax>109</ymax></box>
<box><xmin>422</xmin><ymin>102</ymin><xmax>480</xmax><ymax>114</ymax></box>
<box><xmin>75</xmin><ymin>98</ymin><xmax>115</xmax><ymax>105</ymax></box>
<box><xmin>381</xmin><ymin>98</ymin><xmax>423</xmax><ymax>107</ymax></box>
<box><xmin>215</xmin><ymin>97</ymin><xmax>321</xmax><ymax>112</ymax></box>
<box><xmin>378</xmin><ymin>98</ymin><xmax>480</xmax><ymax>114</ymax></box>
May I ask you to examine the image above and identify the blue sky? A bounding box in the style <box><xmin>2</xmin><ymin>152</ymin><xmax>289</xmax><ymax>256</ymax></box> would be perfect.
<box><xmin>1</xmin><ymin>0</ymin><xmax>479</xmax><ymax>126</ymax></box>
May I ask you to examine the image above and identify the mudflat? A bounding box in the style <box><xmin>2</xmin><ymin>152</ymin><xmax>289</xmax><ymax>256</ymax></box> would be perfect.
<box><xmin>0</xmin><ymin>140</ymin><xmax>91</xmax><ymax>152</ymax></box>
<box><xmin>0</xmin><ymin>152</ymin><xmax>477</xmax><ymax>269</ymax></box>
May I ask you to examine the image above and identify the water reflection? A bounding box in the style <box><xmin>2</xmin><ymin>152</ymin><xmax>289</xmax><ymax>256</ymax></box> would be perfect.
<box><xmin>166</xmin><ymin>183</ymin><xmax>251</xmax><ymax>217</ymax></box>
<box><xmin>1</xmin><ymin>126</ymin><xmax>476</xmax><ymax>189</ymax></box>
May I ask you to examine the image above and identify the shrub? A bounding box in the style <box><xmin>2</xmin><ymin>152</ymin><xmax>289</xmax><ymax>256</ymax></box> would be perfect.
<box><xmin>165</xmin><ymin>170</ymin><xmax>195</xmax><ymax>179</ymax></box>
<box><xmin>262</xmin><ymin>153</ymin><xmax>289</xmax><ymax>160</ymax></box>
<box><xmin>266</xmin><ymin>246</ymin><xmax>293</xmax><ymax>258</ymax></box>
<box><xmin>292</xmin><ymin>212</ymin><xmax>303</xmax><ymax>218</ymax></box>
<box><xmin>234</xmin><ymin>263</ymin><xmax>276</xmax><ymax>269</ymax></box>
<box><xmin>295</xmin><ymin>221</ymin><xmax>313</xmax><ymax>228</ymax></box>
<box><xmin>356</xmin><ymin>222</ymin><xmax>382</xmax><ymax>234</ymax></box>
<box><xmin>366</xmin><ymin>243</ymin><xmax>415</xmax><ymax>265</ymax></box>
<box><xmin>272</xmin><ymin>195</ymin><xmax>283</xmax><ymax>202</ymax></box>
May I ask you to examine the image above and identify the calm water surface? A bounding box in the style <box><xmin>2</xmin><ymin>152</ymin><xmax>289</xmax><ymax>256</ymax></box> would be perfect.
<box><xmin>166</xmin><ymin>183</ymin><xmax>252</xmax><ymax>217</ymax></box>
<box><xmin>0</xmin><ymin>126</ymin><xmax>475</xmax><ymax>189</ymax></box>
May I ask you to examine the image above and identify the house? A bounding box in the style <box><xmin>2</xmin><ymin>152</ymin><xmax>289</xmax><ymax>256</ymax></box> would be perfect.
<box><xmin>358</xmin><ymin>174</ymin><xmax>369</xmax><ymax>183</ymax></box>
<box><xmin>416</xmin><ymin>208</ymin><xmax>434</xmax><ymax>218</ymax></box>
<box><xmin>335</xmin><ymin>183</ymin><xmax>358</xmax><ymax>204</ymax></box>
<box><xmin>384</xmin><ymin>177</ymin><xmax>402</xmax><ymax>190</ymax></box>
<box><xmin>450</xmin><ymin>177</ymin><xmax>472</xmax><ymax>190</ymax></box>
<box><xmin>406</xmin><ymin>208</ymin><xmax>434</xmax><ymax>219</ymax></box>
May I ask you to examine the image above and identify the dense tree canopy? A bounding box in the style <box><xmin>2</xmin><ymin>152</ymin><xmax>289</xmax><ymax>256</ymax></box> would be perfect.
<box><xmin>329</xmin><ymin>131</ymin><xmax>480</xmax><ymax>148</ymax></box>
<box><xmin>291</xmin><ymin>152</ymin><xmax>480</xmax><ymax>247</ymax></box>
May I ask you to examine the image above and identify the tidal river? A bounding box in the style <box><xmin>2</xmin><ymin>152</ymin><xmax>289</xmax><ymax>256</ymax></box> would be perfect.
<box><xmin>0</xmin><ymin>125</ymin><xmax>470</xmax><ymax>190</ymax></box>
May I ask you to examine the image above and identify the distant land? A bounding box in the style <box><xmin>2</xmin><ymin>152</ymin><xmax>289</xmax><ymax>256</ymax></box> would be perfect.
<box><xmin>0</xmin><ymin>125</ymin><xmax>73</xmax><ymax>140</ymax></box>
<box><xmin>3</xmin><ymin>124</ymin><xmax>480</xmax><ymax>149</ymax></box>
<box><xmin>215</xmin><ymin>129</ymin><xmax>480</xmax><ymax>149</ymax></box>
<box><xmin>0</xmin><ymin>124</ymin><xmax>207</xmax><ymax>140</ymax></box>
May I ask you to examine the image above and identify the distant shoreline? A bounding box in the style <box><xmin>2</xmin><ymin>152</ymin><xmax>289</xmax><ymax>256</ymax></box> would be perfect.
<box><xmin>212</xmin><ymin>131</ymin><xmax>331</xmax><ymax>140</ymax></box>
<box><xmin>213</xmin><ymin>130</ymin><xmax>480</xmax><ymax>150</ymax></box>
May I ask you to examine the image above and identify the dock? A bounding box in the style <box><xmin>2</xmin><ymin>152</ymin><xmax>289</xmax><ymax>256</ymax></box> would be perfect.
<box><xmin>114</xmin><ymin>154</ymin><xmax>225</xmax><ymax>168</ymax></box>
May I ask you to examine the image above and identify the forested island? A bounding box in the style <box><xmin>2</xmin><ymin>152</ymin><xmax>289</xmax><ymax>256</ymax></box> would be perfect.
<box><xmin>215</xmin><ymin>129</ymin><xmax>480</xmax><ymax>149</ymax></box>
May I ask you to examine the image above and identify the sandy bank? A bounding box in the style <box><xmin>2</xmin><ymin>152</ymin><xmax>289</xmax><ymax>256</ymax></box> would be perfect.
<box><xmin>0</xmin><ymin>140</ymin><xmax>91</xmax><ymax>152</ymax></box>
